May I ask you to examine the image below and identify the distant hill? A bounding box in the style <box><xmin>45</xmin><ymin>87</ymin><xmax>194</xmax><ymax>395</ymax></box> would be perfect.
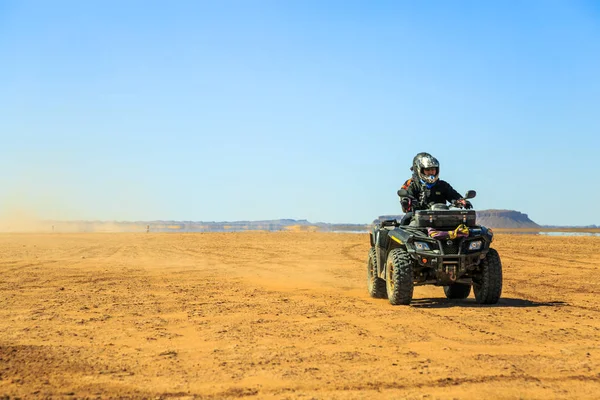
<box><xmin>374</xmin><ymin>209</ymin><xmax>539</xmax><ymax>229</ymax></box>
<box><xmin>2</xmin><ymin>210</ymin><xmax>539</xmax><ymax>233</ymax></box>
<box><xmin>3</xmin><ymin>219</ymin><xmax>370</xmax><ymax>233</ymax></box>
<box><xmin>541</xmin><ymin>224</ymin><xmax>598</xmax><ymax>229</ymax></box>
<box><xmin>476</xmin><ymin>210</ymin><xmax>539</xmax><ymax>228</ymax></box>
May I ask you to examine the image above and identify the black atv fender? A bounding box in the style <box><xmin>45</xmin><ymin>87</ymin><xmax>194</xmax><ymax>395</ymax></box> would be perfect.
<box><xmin>375</xmin><ymin>229</ymin><xmax>414</xmax><ymax>279</ymax></box>
<box><xmin>387</xmin><ymin>229</ymin><xmax>413</xmax><ymax>248</ymax></box>
<box><xmin>373</xmin><ymin>229</ymin><xmax>390</xmax><ymax>278</ymax></box>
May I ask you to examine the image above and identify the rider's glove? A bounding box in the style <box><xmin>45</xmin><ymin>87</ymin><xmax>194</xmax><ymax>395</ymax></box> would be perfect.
<box><xmin>400</xmin><ymin>198</ymin><xmax>411</xmax><ymax>212</ymax></box>
<box><xmin>457</xmin><ymin>199</ymin><xmax>473</xmax><ymax>209</ymax></box>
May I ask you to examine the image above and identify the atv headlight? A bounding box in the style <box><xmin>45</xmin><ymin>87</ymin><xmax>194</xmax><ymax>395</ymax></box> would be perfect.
<box><xmin>414</xmin><ymin>241</ymin><xmax>431</xmax><ymax>251</ymax></box>
<box><xmin>468</xmin><ymin>241</ymin><xmax>482</xmax><ymax>251</ymax></box>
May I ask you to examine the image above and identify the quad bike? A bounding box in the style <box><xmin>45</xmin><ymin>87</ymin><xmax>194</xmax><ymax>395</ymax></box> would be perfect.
<box><xmin>367</xmin><ymin>189</ymin><xmax>502</xmax><ymax>305</ymax></box>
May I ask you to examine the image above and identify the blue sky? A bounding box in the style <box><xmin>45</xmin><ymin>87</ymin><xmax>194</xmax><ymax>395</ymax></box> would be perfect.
<box><xmin>1</xmin><ymin>0</ymin><xmax>599</xmax><ymax>226</ymax></box>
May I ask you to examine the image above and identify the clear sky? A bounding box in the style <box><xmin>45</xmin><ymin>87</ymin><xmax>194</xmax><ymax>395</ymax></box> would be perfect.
<box><xmin>1</xmin><ymin>0</ymin><xmax>599</xmax><ymax>226</ymax></box>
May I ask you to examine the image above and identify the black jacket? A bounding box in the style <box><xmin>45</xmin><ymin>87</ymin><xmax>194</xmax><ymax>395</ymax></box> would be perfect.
<box><xmin>403</xmin><ymin>179</ymin><xmax>463</xmax><ymax>211</ymax></box>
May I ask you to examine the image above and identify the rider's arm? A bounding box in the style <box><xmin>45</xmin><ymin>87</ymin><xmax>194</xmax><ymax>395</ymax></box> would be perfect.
<box><xmin>405</xmin><ymin>181</ymin><xmax>424</xmax><ymax>210</ymax></box>
<box><xmin>441</xmin><ymin>181</ymin><xmax>462</xmax><ymax>202</ymax></box>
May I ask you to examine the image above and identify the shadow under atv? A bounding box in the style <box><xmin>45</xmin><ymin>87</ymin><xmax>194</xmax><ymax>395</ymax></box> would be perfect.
<box><xmin>409</xmin><ymin>297</ymin><xmax>567</xmax><ymax>309</ymax></box>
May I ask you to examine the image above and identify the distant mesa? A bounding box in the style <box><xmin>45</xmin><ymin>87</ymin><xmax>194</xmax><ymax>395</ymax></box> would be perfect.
<box><xmin>374</xmin><ymin>209</ymin><xmax>539</xmax><ymax>229</ymax></box>
<box><xmin>475</xmin><ymin>209</ymin><xmax>539</xmax><ymax>229</ymax></box>
<box><xmin>1</xmin><ymin>219</ymin><xmax>369</xmax><ymax>233</ymax></box>
<box><xmin>1</xmin><ymin>210</ymin><xmax>539</xmax><ymax>233</ymax></box>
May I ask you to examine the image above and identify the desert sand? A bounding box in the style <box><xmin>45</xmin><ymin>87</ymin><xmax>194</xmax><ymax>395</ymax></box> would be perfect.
<box><xmin>0</xmin><ymin>232</ymin><xmax>599</xmax><ymax>399</ymax></box>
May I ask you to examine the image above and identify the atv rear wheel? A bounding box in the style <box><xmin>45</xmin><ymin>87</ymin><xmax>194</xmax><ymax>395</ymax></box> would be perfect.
<box><xmin>386</xmin><ymin>248</ymin><xmax>414</xmax><ymax>305</ymax></box>
<box><xmin>443</xmin><ymin>283</ymin><xmax>471</xmax><ymax>299</ymax></box>
<box><xmin>473</xmin><ymin>248</ymin><xmax>503</xmax><ymax>304</ymax></box>
<box><xmin>367</xmin><ymin>248</ymin><xmax>387</xmax><ymax>298</ymax></box>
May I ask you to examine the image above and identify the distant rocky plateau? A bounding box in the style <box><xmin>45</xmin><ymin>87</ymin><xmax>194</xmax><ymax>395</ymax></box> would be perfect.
<box><xmin>374</xmin><ymin>209</ymin><xmax>539</xmax><ymax>229</ymax></box>
<box><xmin>4</xmin><ymin>209</ymin><xmax>545</xmax><ymax>233</ymax></box>
<box><xmin>475</xmin><ymin>209</ymin><xmax>539</xmax><ymax>228</ymax></box>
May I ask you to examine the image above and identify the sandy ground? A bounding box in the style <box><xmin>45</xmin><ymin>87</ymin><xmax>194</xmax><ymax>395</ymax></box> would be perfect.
<box><xmin>1</xmin><ymin>232</ymin><xmax>599</xmax><ymax>399</ymax></box>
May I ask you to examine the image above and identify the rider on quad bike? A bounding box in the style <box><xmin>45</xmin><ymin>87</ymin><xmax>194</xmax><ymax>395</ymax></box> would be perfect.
<box><xmin>366</xmin><ymin>153</ymin><xmax>502</xmax><ymax>306</ymax></box>
<box><xmin>399</xmin><ymin>153</ymin><xmax>472</xmax><ymax>225</ymax></box>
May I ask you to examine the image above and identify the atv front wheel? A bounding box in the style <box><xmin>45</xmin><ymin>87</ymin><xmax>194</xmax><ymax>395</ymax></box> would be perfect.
<box><xmin>443</xmin><ymin>283</ymin><xmax>471</xmax><ymax>299</ymax></box>
<box><xmin>386</xmin><ymin>248</ymin><xmax>414</xmax><ymax>305</ymax></box>
<box><xmin>367</xmin><ymin>248</ymin><xmax>387</xmax><ymax>298</ymax></box>
<box><xmin>473</xmin><ymin>248</ymin><xmax>503</xmax><ymax>304</ymax></box>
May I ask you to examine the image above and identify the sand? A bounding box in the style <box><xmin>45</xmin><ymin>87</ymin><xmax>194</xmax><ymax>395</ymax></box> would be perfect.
<box><xmin>0</xmin><ymin>232</ymin><xmax>599</xmax><ymax>399</ymax></box>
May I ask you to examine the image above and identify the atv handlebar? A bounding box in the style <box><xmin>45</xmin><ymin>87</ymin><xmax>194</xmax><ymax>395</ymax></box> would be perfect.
<box><xmin>380</xmin><ymin>219</ymin><xmax>400</xmax><ymax>228</ymax></box>
<box><xmin>452</xmin><ymin>199</ymin><xmax>473</xmax><ymax>210</ymax></box>
<box><xmin>397</xmin><ymin>188</ymin><xmax>476</xmax><ymax>210</ymax></box>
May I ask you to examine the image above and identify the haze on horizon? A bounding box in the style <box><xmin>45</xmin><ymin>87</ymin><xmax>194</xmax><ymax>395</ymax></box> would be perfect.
<box><xmin>1</xmin><ymin>1</ymin><xmax>599</xmax><ymax>226</ymax></box>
